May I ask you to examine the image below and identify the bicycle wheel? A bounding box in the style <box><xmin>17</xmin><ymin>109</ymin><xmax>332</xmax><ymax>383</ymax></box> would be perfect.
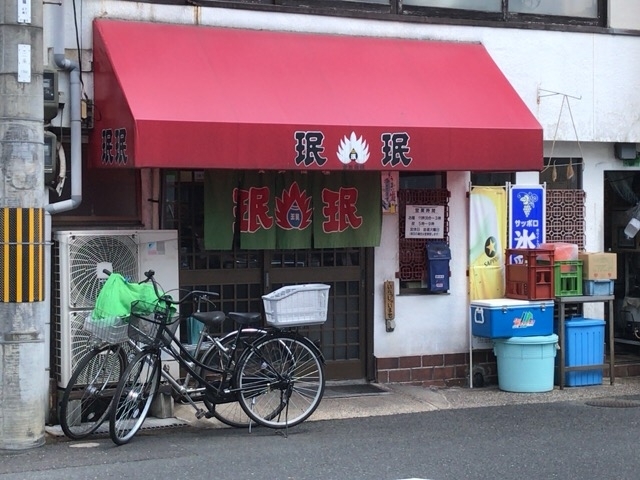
<box><xmin>235</xmin><ymin>333</ymin><xmax>325</xmax><ymax>429</ymax></box>
<box><xmin>109</xmin><ymin>348</ymin><xmax>161</xmax><ymax>445</ymax></box>
<box><xmin>59</xmin><ymin>343</ymin><xmax>127</xmax><ymax>440</ymax></box>
<box><xmin>199</xmin><ymin>328</ymin><xmax>266</xmax><ymax>428</ymax></box>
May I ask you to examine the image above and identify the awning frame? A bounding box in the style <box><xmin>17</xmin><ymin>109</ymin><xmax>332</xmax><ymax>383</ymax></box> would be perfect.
<box><xmin>91</xmin><ymin>20</ymin><xmax>543</xmax><ymax>172</ymax></box>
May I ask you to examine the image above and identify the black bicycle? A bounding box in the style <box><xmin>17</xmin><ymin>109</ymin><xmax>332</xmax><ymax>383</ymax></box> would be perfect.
<box><xmin>58</xmin><ymin>307</ymin><xmax>131</xmax><ymax>440</ymax></box>
<box><xmin>109</xmin><ymin>270</ymin><xmax>329</xmax><ymax>445</ymax></box>
<box><xmin>59</xmin><ymin>271</ymin><xmax>264</xmax><ymax>439</ymax></box>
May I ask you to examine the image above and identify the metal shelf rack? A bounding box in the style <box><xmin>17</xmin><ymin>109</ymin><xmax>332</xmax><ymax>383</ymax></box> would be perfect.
<box><xmin>555</xmin><ymin>295</ymin><xmax>615</xmax><ymax>389</ymax></box>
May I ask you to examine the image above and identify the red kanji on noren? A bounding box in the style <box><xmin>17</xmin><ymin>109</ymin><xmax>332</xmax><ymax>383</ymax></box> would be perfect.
<box><xmin>321</xmin><ymin>187</ymin><xmax>362</xmax><ymax>233</ymax></box>
<box><xmin>236</xmin><ymin>186</ymin><xmax>274</xmax><ymax>233</ymax></box>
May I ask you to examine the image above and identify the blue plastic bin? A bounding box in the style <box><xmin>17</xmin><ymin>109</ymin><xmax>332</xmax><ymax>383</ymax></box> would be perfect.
<box><xmin>563</xmin><ymin>318</ymin><xmax>605</xmax><ymax>386</ymax></box>
<box><xmin>493</xmin><ymin>334</ymin><xmax>558</xmax><ymax>392</ymax></box>
<box><xmin>186</xmin><ymin>316</ymin><xmax>204</xmax><ymax>344</ymax></box>
<box><xmin>582</xmin><ymin>280</ymin><xmax>614</xmax><ymax>296</ymax></box>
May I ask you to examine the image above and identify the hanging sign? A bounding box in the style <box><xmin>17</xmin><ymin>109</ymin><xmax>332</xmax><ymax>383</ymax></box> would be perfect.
<box><xmin>381</xmin><ymin>171</ymin><xmax>398</xmax><ymax>214</ymax></box>
<box><xmin>405</xmin><ymin>205</ymin><xmax>445</xmax><ymax>239</ymax></box>
<box><xmin>508</xmin><ymin>184</ymin><xmax>546</xmax><ymax>249</ymax></box>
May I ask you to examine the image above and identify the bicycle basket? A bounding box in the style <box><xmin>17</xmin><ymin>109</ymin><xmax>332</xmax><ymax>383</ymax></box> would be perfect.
<box><xmin>262</xmin><ymin>284</ymin><xmax>330</xmax><ymax>327</ymax></box>
<box><xmin>128</xmin><ymin>300</ymin><xmax>178</xmax><ymax>347</ymax></box>
<box><xmin>83</xmin><ymin>310</ymin><xmax>129</xmax><ymax>345</ymax></box>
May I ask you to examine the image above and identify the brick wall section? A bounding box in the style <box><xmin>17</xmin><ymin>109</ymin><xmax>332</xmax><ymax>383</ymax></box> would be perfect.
<box><xmin>376</xmin><ymin>350</ymin><xmax>498</xmax><ymax>388</ymax></box>
<box><xmin>614</xmin><ymin>363</ymin><xmax>640</xmax><ymax>378</ymax></box>
<box><xmin>377</xmin><ymin>352</ymin><xmax>640</xmax><ymax>388</ymax></box>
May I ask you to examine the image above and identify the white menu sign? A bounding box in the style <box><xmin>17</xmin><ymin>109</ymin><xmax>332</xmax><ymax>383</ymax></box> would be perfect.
<box><xmin>405</xmin><ymin>205</ymin><xmax>445</xmax><ymax>239</ymax></box>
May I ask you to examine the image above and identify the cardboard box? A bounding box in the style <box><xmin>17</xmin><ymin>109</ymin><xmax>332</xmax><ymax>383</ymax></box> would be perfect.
<box><xmin>578</xmin><ymin>252</ymin><xmax>617</xmax><ymax>280</ymax></box>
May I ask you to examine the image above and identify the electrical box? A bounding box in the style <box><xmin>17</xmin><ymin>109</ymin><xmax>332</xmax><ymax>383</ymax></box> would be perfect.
<box><xmin>614</xmin><ymin>143</ymin><xmax>637</xmax><ymax>161</ymax></box>
<box><xmin>44</xmin><ymin>68</ymin><xmax>59</xmax><ymax>122</ymax></box>
<box><xmin>44</xmin><ymin>131</ymin><xmax>57</xmax><ymax>185</ymax></box>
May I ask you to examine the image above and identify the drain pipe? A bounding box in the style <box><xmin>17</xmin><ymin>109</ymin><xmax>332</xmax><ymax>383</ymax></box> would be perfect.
<box><xmin>46</xmin><ymin>0</ymin><xmax>82</xmax><ymax>215</ymax></box>
<box><xmin>42</xmin><ymin>0</ymin><xmax>82</xmax><ymax>425</ymax></box>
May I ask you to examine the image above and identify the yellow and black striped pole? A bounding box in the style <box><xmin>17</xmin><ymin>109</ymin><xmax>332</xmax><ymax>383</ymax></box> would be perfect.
<box><xmin>0</xmin><ymin>208</ymin><xmax>44</xmax><ymax>303</ymax></box>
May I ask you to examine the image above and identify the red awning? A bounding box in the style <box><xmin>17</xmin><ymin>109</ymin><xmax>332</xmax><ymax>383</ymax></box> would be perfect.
<box><xmin>91</xmin><ymin>19</ymin><xmax>542</xmax><ymax>171</ymax></box>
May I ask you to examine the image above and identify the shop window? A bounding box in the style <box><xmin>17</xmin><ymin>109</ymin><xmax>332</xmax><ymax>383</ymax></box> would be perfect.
<box><xmin>540</xmin><ymin>157</ymin><xmax>582</xmax><ymax>190</ymax></box>
<box><xmin>157</xmin><ymin>1</ymin><xmax>605</xmax><ymax>28</ymax></box>
<box><xmin>402</xmin><ymin>0</ymin><xmax>603</xmax><ymax>25</ymax></box>
<box><xmin>397</xmin><ymin>173</ymin><xmax>449</xmax><ymax>293</ymax></box>
<box><xmin>163</xmin><ymin>170</ymin><xmax>211</xmax><ymax>269</ymax></box>
<box><xmin>509</xmin><ymin>0</ymin><xmax>597</xmax><ymax>18</ymax></box>
<box><xmin>471</xmin><ymin>172</ymin><xmax>514</xmax><ymax>186</ymax></box>
<box><xmin>403</xmin><ymin>0</ymin><xmax>501</xmax><ymax>13</ymax></box>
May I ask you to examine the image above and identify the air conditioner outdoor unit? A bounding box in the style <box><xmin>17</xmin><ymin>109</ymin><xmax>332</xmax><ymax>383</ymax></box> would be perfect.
<box><xmin>52</xmin><ymin>230</ymin><xmax>179</xmax><ymax>387</ymax></box>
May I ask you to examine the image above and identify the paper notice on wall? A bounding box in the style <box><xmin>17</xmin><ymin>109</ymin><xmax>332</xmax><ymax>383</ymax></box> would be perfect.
<box><xmin>404</xmin><ymin>205</ymin><xmax>445</xmax><ymax>239</ymax></box>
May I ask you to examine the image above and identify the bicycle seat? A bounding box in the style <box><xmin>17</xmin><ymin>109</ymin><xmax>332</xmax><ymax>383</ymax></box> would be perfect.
<box><xmin>227</xmin><ymin>312</ymin><xmax>262</xmax><ymax>326</ymax></box>
<box><xmin>191</xmin><ymin>311</ymin><xmax>226</xmax><ymax>329</ymax></box>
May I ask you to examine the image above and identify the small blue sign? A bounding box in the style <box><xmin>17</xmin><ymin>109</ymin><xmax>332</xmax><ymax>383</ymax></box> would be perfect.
<box><xmin>508</xmin><ymin>185</ymin><xmax>545</xmax><ymax>249</ymax></box>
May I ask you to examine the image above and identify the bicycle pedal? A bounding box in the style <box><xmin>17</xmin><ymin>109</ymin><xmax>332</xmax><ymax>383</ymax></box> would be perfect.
<box><xmin>194</xmin><ymin>409</ymin><xmax>207</xmax><ymax>419</ymax></box>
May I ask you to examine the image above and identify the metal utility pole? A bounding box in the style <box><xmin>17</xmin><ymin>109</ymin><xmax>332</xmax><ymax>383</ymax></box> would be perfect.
<box><xmin>0</xmin><ymin>0</ymin><xmax>47</xmax><ymax>449</ymax></box>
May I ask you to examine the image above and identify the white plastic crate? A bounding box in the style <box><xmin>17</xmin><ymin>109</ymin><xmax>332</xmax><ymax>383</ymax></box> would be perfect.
<box><xmin>262</xmin><ymin>284</ymin><xmax>330</xmax><ymax>327</ymax></box>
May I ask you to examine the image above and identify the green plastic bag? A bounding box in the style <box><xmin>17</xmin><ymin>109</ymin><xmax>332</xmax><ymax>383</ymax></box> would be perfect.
<box><xmin>91</xmin><ymin>274</ymin><xmax>169</xmax><ymax>325</ymax></box>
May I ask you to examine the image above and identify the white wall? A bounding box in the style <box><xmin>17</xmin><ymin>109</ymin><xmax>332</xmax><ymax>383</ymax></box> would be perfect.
<box><xmin>374</xmin><ymin>172</ymin><xmax>471</xmax><ymax>358</ymax></box>
<box><xmin>45</xmin><ymin>2</ymin><xmax>640</xmax><ymax>143</ymax></box>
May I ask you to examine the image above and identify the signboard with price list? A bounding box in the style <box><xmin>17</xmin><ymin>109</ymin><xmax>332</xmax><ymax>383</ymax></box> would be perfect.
<box><xmin>405</xmin><ymin>205</ymin><xmax>445</xmax><ymax>239</ymax></box>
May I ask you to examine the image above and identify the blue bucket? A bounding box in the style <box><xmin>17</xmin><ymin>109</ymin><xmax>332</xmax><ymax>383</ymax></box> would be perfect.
<box><xmin>493</xmin><ymin>334</ymin><xmax>558</xmax><ymax>393</ymax></box>
<box><xmin>186</xmin><ymin>316</ymin><xmax>204</xmax><ymax>344</ymax></box>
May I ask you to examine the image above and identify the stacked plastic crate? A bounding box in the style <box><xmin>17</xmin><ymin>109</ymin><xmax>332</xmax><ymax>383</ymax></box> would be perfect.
<box><xmin>579</xmin><ymin>252</ymin><xmax>617</xmax><ymax>296</ymax></box>
<box><xmin>471</xmin><ymin>247</ymin><xmax>558</xmax><ymax>392</ymax></box>
<box><xmin>504</xmin><ymin>247</ymin><xmax>557</xmax><ymax>301</ymax></box>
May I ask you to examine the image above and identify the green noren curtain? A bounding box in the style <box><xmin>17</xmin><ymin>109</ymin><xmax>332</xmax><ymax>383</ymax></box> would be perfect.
<box><xmin>313</xmin><ymin>171</ymin><xmax>381</xmax><ymax>248</ymax></box>
<box><xmin>204</xmin><ymin>170</ymin><xmax>238</xmax><ymax>250</ymax></box>
<box><xmin>204</xmin><ymin>171</ymin><xmax>381</xmax><ymax>250</ymax></box>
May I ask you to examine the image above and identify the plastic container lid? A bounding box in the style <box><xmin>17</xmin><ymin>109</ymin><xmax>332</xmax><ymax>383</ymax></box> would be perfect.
<box><xmin>566</xmin><ymin>317</ymin><xmax>605</xmax><ymax>327</ymax></box>
<box><xmin>471</xmin><ymin>298</ymin><xmax>552</xmax><ymax>308</ymax></box>
<box><xmin>493</xmin><ymin>334</ymin><xmax>558</xmax><ymax>345</ymax></box>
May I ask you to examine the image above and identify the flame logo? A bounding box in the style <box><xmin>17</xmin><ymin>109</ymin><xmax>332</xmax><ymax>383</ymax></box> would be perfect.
<box><xmin>275</xmin><ymin>182</ymin><xmax>312</xmax><ymax>230</ymax></box>
<box><xmin>337</xmin><ymin>132</ymin><xmax>370</xmax><ymax>165</ymax></box>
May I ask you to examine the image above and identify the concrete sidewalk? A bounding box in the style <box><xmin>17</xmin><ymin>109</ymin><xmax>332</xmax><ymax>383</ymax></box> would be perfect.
<box><xmin>309</xmin><ymin>377</ymin><xmax>640</xmax><ymax>421</ymax></box>
<box><xmin>44</xmin><ymin>376</ymin><xmax>640</xmax><ymax>439</ymax></box>
<box><xmin>174</xmin><ymin>376</ymin><xmax>640</xmax><ymax>428</ymax></box>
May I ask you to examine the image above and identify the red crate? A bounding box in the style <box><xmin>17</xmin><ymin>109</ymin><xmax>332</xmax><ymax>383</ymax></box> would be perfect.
<box><xmin>505</xmin><ymin>249</ymin><xmax>555</xmax><ymax>300</ymax></box>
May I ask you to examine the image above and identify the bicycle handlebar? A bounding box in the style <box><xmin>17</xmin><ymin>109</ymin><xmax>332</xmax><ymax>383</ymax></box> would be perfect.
<box><xmin>103</xmin><ymin>268</ymin><xmax>219</xmax><ymax>307</ymax></box>
<box><xmin>141</xmin><ymin>270</ymin><xmax>219</xmax><ymax>305</ymax></box>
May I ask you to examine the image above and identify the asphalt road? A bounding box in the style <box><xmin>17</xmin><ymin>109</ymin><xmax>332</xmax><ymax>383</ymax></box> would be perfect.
<box><xmin>2</xmin><ymin>398</ymin><xmax>640</xmax><ymax>480</ymax></box>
